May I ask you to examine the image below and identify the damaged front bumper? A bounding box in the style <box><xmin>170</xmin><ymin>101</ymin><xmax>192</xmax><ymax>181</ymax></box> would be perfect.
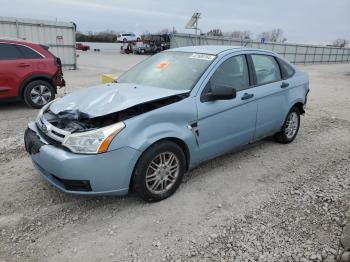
<box><xmin>25</xmin><ymin>122</ymin><xmax>141</xmax><ymax>196</ymax></box>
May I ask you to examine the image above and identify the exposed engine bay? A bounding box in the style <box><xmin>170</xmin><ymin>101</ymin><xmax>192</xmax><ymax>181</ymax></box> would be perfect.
<box><xmin>42</xmin><ymin>94</ymin><xmax>187</xmax><ymax>133</ymax></box>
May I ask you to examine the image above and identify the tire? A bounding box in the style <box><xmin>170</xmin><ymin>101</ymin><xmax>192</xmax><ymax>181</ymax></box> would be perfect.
<box><xmin>133</xmin><ymin>141</ymin><xmax>186</xmax><ymax>202</ymax></box>
<box><xmin>123</xmin><ymin>38</ymin><xmax>127</xmax><ymax>43</ymax></box>
<box><xmin>23</xmin><ymin>80</ymin><xmax>55</xmax><ymax>109</ymax></box>
<box><xmin>274</xmin><ymin>107</ymin><xmax>301</xmax><ymax>144</ymax></box>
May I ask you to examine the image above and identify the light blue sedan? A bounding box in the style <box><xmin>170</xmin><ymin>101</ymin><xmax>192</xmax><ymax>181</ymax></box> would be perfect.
<box><xmin>24</xmin><ymin>46</ymin><xmax>309</xmax><ymax>202</ymax></box>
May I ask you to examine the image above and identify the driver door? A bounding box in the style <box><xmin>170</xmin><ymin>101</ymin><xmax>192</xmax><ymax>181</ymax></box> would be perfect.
<box><xmin>196</xmin><ymin>54</ymin><xmax>258</xmax><ymax>162</ymax></box>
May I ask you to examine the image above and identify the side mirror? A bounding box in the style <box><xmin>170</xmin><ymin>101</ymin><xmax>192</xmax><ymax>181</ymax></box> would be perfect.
<box><xmin>203</xmin><ymin>85</ymin><xmax>237</xmax><ymax>102</ymax></box>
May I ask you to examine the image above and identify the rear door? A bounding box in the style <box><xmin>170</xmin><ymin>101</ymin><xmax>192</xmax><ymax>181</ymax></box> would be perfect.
<box><xmin>0</xmin><ymin>43</ymin><xmax>32</xmax><ymax>99</ymax></box>
<box><xmin>248</xmin><ymin>53</ymin><xmax>288</xmax><ymax>139</ymax></box>
<box><xmin>16</xmin><ymin>44</ymin><xmax>46</xmax><ymax>72</ymax></box>
<box><xmin>196</xmin><ymin>54</ymin><xmax>258</xmax><ymax>161</ymax></box>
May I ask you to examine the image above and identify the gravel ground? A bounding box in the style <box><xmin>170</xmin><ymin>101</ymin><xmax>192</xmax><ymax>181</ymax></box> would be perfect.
<box><xmin>0</xmin><ymin>51</ymin><xmax>349</xmax><ymax>262</ymax></box>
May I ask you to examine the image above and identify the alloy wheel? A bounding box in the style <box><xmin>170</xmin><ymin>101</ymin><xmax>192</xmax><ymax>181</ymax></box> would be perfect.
<box><xmin>145</xmin><ymin>152</ymin><xmax>180</xmax><ymax>194</ymax></box>
<box><xmin>285</xmin><ymin>111</ymin><xmax>299</xmax><ymax>139</ymax></box>
<box><xmin>30</xmin><ymin>85</ymin><xmax>52</xmax><ymax>106</ymax></box>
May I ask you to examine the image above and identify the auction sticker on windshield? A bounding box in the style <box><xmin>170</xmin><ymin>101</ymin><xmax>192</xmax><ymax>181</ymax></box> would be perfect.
<box><xmin>156</xmin><ymin>60</ymin><xmax>170</xmax><ymax>70</ymax></box>
<box><xmin>189</xmin><ymin>53</ymin><xmax>215</xmax><ymax>61</ymax></box>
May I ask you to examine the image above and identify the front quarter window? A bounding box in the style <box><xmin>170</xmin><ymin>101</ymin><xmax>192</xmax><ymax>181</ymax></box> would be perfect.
<box><xmin>17</xmin><ymin>45</ymin><xmax>43</xmax><ymax>59</ymax></box>
<box><xmin>207</xmin><ymin>55</ymin><xmax>250</xmax><ymax>93</ymax></box>
<box><xmin>117</xmin><ymin>51</ymin><xmax>216</xmax><ymax>91</ymax></box>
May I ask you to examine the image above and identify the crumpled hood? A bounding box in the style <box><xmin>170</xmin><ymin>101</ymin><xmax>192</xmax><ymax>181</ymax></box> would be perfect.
<box><xmin>49</xmin><ymin>83</ymin><xmax>189</xmax><ymax>118</ymax></box>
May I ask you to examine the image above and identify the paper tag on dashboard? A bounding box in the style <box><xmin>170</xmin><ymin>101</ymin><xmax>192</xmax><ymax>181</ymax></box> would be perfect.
<box><xmin>189</xmin><ymin>54</ymin><xmax>215</xmax><ymax>61</ymax></box>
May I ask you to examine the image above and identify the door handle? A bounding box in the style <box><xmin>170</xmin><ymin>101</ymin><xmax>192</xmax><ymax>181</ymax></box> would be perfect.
<box><xmin>241</xmin><ymin>93</ymin><xmax>254</xmax><ymax>100</ymax></box>
<box><xmin>280</xmin><ymin>82</ymin><xmax>289</xmax><ymax>88</ymax></box>
<box><xmin>17</xmin><ymin>63</ymin><xmax>30</xmax><ymax>68</ymax></box>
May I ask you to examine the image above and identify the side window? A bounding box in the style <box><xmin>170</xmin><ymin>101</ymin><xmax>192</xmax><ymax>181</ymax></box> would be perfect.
<box><xmin>207</xmin><ymin>55</ymin><xmax>249</xmax><ymax>92</ymax></box>
<box><xmin>278</xmin><ymin>58</ymin><xmax>295</xmax><ymax>79</ymax></box>
<box><xmin>0</xmin><ymin>43</ymin><xmax>22</xmax><ymax>60</ymax></box>
<box><xmin>17</xmin><ymin>45</ymin><xmax>42</xmax><ymax>59</ymax></box>
<box><xmin>251</xmin><ymin>55</ymin><xmax>281</xmax><ymax>85</ymax></box>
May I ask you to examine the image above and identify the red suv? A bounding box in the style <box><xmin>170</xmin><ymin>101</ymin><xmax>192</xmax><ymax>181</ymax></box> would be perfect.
<box><xmin>0</xmin><ymin>39</ymin><xmax>65</xmax><ymax>108</ymax></box>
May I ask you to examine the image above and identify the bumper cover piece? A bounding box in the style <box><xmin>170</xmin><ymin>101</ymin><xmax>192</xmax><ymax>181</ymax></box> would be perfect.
<box><xmin>24</xmin><ymin>128</ymin><xmax>45</xmax><ymax>155</ymax></box>
<box><xmin>26</xmin><ymin>122</ymin><xmax>141</xmax><ymax>195</ymax></box>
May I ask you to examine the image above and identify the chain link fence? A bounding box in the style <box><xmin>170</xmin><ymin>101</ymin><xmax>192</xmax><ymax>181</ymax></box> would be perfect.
<box><xmin>171</xmin><ymin>33</ymin><xmax>350</xmax><ymax>64</ymax></box>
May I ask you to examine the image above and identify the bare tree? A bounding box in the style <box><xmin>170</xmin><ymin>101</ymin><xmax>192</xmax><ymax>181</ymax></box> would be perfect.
<box><xmin>333</xmin><ymin>38</ymin><xmax>349</xmax><ymax>47</ymax></box>
<box><xmin>207</xmin><ymin>29</ymin><xmax>223</xmax><ymax>37</ymax></box>
<box><xmin>270</xmin><ymin>28</ymin><xmax>283</xmax><ymax>42</ymax></box>
<box><xmin>257</xmin><ymin>28</ymin><xmax>287</xmax><ymax>43</ymax></box>
<box><xmin>224</xmin><ymin>30</ymin><xmax>252</xmax><ymax>40</ymax></box>
<box><xmin>76</xmin><ymin>30</ymin><xmax>119</xmax><ymax>42</ymax></box>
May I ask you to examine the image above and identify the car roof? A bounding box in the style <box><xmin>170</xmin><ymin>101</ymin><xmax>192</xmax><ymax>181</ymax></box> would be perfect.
<box><xmin>0</xmin><ymin>38</ymin><xmax>37</xmax><ymax>46</ymax></box>
<box><xmin>168</xmin><ymin>45</ymin><xmax>275</xmax><ymax>56</ymax></box>
<box><xmin>0</xmin><ymin>38</ymin><xmax>50</xmax><ymax>56</ymax></box>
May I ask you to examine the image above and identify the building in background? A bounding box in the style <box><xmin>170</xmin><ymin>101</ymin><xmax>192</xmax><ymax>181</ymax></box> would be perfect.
<box><xmin>0</xmin><ymin>16</ymin><xmax>77</xmax><ymax>69</ymax></box>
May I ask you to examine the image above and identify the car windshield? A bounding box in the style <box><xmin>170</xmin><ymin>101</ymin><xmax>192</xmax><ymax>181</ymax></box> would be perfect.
<box><xmin>117</xmin><ymin>51</ymin><xmax>216</xmax><ymax>91</ymax></box>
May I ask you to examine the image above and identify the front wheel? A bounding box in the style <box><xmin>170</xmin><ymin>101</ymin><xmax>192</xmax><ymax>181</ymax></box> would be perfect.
<box><xmin>274</xmin><ymin>107</ymin><xmax>300</xmax><ymax>144</ymax></box>
<box><xmin>133</xmin><ymin>141</ymin><xmax>186</xmax><ymax>202</ymax></box>
<box><xmin>23</xmin><ymin>80</ymin><xmax>55</xmax><ymax>109</ymax></box>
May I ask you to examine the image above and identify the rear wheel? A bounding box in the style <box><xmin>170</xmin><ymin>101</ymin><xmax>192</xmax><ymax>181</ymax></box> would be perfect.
<box><xmin>23</xmin><ymin>80</ymin><xmax>55</xmax><ymax>108</ymax></box>
<box><xmin>133</xmin><ymin>141</ymin><xmax>186</xmax><ymax>202</ymax></box>
<box><xmin>274</xmin><ymin>107</ymin><xmax>300</xmax><ymax>144</ymax></box>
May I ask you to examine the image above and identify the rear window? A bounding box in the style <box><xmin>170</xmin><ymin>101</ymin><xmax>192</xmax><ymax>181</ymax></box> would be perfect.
<box><xmin>251</xmin><ymin>55</ymin><xmax>282</xmax><ymax>85</ymax></box>
<box><xmin>0</xmin><ymin>43</ymin><xmax>22</xmax><ymax>60</ymax></box>
<box><xmin>17</xmin><ymin>45</ymin><xmax>43</xmax><ymax>59</ymax></box>
<box><xmin>278</xmin><ymin>58</ymin><xmax>295</xmax><ymax>79</ymax></box>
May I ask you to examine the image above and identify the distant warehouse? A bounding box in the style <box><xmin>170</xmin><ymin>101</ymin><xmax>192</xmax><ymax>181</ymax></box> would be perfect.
<box><xmin>0</xmin><ymin>16</ymin><xmax>77</xmax><ymax>69</ymax></box>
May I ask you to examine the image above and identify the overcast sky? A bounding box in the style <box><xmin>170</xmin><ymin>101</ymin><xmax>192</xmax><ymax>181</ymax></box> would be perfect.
<box><xmin>2</xmin><ymin>0</ymin><xmax>350</xmax><ymax>44</ymax></box>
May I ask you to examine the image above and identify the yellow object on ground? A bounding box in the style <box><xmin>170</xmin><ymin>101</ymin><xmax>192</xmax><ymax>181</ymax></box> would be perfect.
<box><xmin>101</xmin><ymin>74</ymin><xmax>118</xmax><ymax>83</ymax></box>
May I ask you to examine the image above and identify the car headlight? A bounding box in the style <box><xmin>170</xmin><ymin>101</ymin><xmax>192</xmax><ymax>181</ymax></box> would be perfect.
<box><xmin>62</xmin><ymin>122</ymin><xmax>125</xmax><ymax>154</ymax></box>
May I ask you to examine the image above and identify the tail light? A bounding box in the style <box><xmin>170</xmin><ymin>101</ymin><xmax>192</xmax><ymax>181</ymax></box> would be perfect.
<box><xmin>54</xmin><ymin>57</ymin><xmax>65</xmax><ymax>87</ymax></box>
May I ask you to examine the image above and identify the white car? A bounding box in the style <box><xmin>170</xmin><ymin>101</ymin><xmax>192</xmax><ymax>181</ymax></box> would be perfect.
<box><xmin>117</xmin><ymin>33</ymin><xmax>141</xmax><ymax>43</ymax></box>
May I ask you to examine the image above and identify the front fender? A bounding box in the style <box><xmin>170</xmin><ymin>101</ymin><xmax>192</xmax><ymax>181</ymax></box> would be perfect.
<box><xmin>108</xmin><ymin>97</ymin><xmax>200</xmax><ymax>168</ymax></box>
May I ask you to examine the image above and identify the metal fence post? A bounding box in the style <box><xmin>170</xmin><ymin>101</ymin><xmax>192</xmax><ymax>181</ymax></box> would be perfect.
<box><xmin>313</xmin><ymin>48</ymin><xmax>316</xmax><ymax>64</ymax></box>
<box><xmin>321</xmin><ymin>47</ymin><xmax>325</xmax><ymax>64</ymax></box>
<box><xmin>304</xmin><ymin>46</ymin><xmax>308</xmax><ymax>64</ymax></box>
<box><xmin>15</xmin><ymin>20</ymin><xmax>20</xmax><ymax>38</ymax></box>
